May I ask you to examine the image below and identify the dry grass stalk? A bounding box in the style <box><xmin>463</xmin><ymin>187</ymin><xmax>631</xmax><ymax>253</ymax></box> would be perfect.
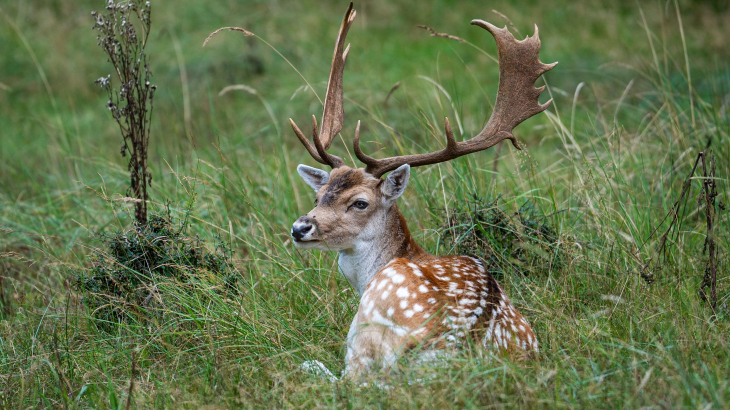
<box><xmin>125</xmin><ymin>347</ymin><xmax>136</xmax><ymax>410</ymax></box>
<box><xmin>203</xmin><ymin>27</ymin><xmax>254</xmax><ymax>47</ymax></box>
<box><xmin>415</xmin><ymin>25</ymin><xmax>466</xmax><ymax>43</ymax></box>
<box><xmin>384</xmin><ymin>81</ymin><xmax>400</xmax><ymax>105</ymax></box>
<box><xmin>491</xmin><ymin>10</ymin><xmax>520</xmax><ymax>35</ymax></box>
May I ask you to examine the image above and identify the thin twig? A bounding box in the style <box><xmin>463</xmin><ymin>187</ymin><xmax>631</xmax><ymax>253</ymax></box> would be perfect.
<box><xmin>699</xmin><ymin>151</ymin><xmax>718</xmax><ymax>311</ymax></box>
<box><xmin>126</xmin><ymin>347</ymin><xmax>136</xmax><ymax>410</ymax></box>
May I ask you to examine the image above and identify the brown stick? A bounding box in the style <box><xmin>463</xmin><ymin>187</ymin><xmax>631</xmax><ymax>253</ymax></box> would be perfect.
<box><xmin>126</xmin><ymin>347</ymin><xmax>136</xmax><ymax>410</ymax></box>
<box><xmin>699</xmin><ymin>151</ymin><xmax>718</xmax><ymax>311</ymax></box>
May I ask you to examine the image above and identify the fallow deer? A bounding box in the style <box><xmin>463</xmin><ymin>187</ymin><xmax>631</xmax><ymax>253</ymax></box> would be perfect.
<box><xmin>289</xmin><ymin>2</ymin><xmax>556</xmax><ymax>378</ymax></box>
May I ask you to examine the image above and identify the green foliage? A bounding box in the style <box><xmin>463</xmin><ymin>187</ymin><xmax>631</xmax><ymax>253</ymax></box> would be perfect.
<box><xmin>73</xmin><ymin>206</ymin><xmax>236</xmax><ymax>328</ymax></box>
<box><xmin>439</xmin><ymin>194</ymin><xmax>570</xmax><ymax>277</ymax></box>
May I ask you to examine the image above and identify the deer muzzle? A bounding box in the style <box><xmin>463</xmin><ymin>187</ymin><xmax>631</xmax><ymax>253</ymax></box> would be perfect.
<box><xmin>291</xmin><ymin>216</ymin><xmax>317</xmax><ymax>242</ymax></box>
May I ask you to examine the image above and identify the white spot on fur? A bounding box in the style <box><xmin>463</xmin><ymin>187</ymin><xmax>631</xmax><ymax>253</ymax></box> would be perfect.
<box><xmin>387</xmin><ymin>307</ymin><xmax>395</xmax><ymax>316</ymax></box>
<box><xmin>383</xmin><ymin>267</ymin><xmax>397</xmax><ymax>278</ymax></box>
<box><xmin>396</xmin><ymin>287</ymin><xmax>409</xmax><ymax>298</ymax></box>
<box><xmin>365</xmin><ymin>300</ymin><xmax>375</xmax><ymax>315</ymax></box>
<box><xmin>428</xmin><ymin>298</ymin><xmax>436</xmax><ymax>304</ymax></box>
<box><xmin>418</xmin><ymin>285</ymin><xmax>428</xmax><ymax>293</ymax></box>
<box><xmin>400</xmin><ymin>300</ymin><xmax>408</xmax><ymax>309</ymax></box>
<box><xmin>392</xmin><ymin>274</ymin><xmax>405</xmax><ymax>284</ymax></box>
<box><xmin>404</xmin><ymin>310</ymin><xmax>414</xmax><ymax>318</ymax></box>
<box><xmin>413</xmin><ymin>304</ymin><xmax>424</xmax><ymax>312</ymax></box>
<box><xmin>381</xmin><ymin>291</ymin><xmax>389</xmax><ymax>300</ymax></box>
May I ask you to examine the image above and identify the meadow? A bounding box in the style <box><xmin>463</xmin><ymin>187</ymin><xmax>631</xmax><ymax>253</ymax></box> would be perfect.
<box><xmin>1</xmin><ymin>0</ymin><xmax>729</xmax><ymax>408</ymax></box>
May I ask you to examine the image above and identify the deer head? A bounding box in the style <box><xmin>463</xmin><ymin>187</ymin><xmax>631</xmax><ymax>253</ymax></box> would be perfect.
<box><xmin>290</xmin><ymin>2</ymin><xmax>555</xmax><ymax>292</ymax></box>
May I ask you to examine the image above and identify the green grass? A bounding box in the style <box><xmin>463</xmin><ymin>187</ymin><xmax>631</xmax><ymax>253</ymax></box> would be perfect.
<box><xmin>1</xmin><ymin>0</ymin><xmax>729</xmax><ymax>408</ymax></box>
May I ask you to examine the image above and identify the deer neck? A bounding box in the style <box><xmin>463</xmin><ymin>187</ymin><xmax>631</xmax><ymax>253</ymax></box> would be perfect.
<box><xmin>338</xmin><ymin>204</ymin><xmax>431</xmax><ymax>296</ymax></box>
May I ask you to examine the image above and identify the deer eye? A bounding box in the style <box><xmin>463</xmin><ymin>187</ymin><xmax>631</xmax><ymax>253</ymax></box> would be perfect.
<box><xmin>314</xmin><ymin>198</ymin><xmax>318</xmax><ymax>206</ymax></box>
<box><xmin>352</xmin><ymin>200</ymin><xmax>368</xmax><ymax>210</ymax></box>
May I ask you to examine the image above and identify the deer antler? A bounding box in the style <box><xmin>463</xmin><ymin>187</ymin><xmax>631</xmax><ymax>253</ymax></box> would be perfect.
<box><xmin>355</xmin><ymin>20</ymin><xmax>557</xmax><ymax>178</ymax></box>
<box><xmin>289</xmin><ymin>2</ymin><xmax>356</xmax><ymax>168</ymax></box>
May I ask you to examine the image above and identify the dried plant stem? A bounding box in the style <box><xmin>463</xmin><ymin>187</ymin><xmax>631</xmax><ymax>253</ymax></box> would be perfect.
<box><xmin>53</xmin><ymin>331</ymin><xmax>70</xmax><ymax>410</ymax></box>
<box><xmin>126</xmin><ymin>347</ymin><xmax>136</xmax><ymax>410</ymax></box>
<box><xmin>699</xmin><ymin>152</ymin><xmax>718</xmax><ymax>310</ymax></box>
<box><xmin>640</xmin><ymin>150</ymin><xmax>719</xmax><ymax>309</ymax></box>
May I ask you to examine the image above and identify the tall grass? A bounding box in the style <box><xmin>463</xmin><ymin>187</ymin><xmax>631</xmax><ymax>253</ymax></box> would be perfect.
<box><xmin>0</xmin><ymin>0</ymin><xmax>728</xmax><ymax>408</ymax></box>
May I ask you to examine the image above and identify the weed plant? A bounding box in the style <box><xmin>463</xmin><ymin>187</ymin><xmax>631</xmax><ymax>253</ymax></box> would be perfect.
<box><xmin>93</xmin><ymin>0</ymin><xmax>157</xmax><ymax>224</ymax></box>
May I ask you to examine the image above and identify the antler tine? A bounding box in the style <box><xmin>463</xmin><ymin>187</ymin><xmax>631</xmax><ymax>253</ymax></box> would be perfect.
<box><xmin>289</xmin><ymin>2</ymin><xmax>356</xmax><ymax>169</ymax></box>
<box><xmin>289</xmin><ymin>118</ymin><xmax>326</xmax><ymax>164</ymax></box>
<box><xmin>356</xmin><ymin>20</ymin><xmax>557</xmax><ymax>178</ymax></box>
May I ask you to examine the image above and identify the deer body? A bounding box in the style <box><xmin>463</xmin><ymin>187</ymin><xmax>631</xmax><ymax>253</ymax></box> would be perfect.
<box><xmin>284</xmin><ymin>2</ymin><xmax>555</xmax><ymax>378</ymax></box>
<box><xmin>293</xmin><ymin>166</ymin><xmax>537</xmax><ymax>377</ymax></box>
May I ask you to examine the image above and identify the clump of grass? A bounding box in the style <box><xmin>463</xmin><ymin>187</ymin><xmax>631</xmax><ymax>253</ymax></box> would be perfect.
<box><xmin>73</xmin><ymin>205</ymin><xmax>236</xmax><ymax>330</ymax></box>
<box><xmin>438</xmin><ymin>193</ymin><xmax>571</xmax><ymax>277</ymax></box>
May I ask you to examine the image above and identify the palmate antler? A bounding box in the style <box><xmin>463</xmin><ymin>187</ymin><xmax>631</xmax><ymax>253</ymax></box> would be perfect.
<box><xmin>288</xmin><ymin>2</ymin><xmax>356</xmax><ymax>168</ymax></box>
<box><xmin>292</xmin><ymin>4</ymin><xmax>557</xmax><ymax>178</ymax></box>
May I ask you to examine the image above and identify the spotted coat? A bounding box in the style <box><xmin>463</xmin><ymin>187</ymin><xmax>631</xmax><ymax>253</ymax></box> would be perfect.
<box><xmin>345</xmin><ymin>255</ymin><xmax>537</xmax><ymax>375</ymax></box>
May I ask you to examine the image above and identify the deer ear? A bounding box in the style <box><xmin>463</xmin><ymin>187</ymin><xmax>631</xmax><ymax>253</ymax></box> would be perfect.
<box><xmin>381</xmin><ymin>164</ymin><xmax>410</xmax><ymax>203</ymax></box>
<box><xmin>297</xmin><ymin>165</ymin><xmax>330</xmax><ymax>192</ymax></box>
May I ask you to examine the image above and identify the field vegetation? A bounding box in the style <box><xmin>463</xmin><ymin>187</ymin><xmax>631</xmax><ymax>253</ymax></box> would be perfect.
<box><xmin>1</xmin><ymin>0</ymin><xmax>729</xmax><ymax>408</ymax></box>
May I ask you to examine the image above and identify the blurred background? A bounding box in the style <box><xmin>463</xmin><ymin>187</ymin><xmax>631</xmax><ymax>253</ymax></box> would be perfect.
<box><xmin>2</xmin><ymin>0</ymin><xmax>729</xmax><ymax>198</ymax></box>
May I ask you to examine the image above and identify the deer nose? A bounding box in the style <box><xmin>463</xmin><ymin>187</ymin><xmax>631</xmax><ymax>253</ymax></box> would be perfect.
<box><xmin>291</xmin><ymin>216</ymin><xmax>314</xmax><ymax>241</ymax></box>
